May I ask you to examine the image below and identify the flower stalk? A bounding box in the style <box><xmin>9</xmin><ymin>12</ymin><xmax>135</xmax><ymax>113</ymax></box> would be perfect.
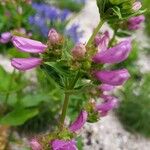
<box><xmin>87</xmin><ymin>19</ymin><xmax>104</xmax><ymax>47</ymax></box>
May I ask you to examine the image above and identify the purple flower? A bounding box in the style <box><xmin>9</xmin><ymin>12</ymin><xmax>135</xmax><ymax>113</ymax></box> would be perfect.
<box><xmin>65</xmin><ymin>24</ymin><xmax>82</xmax><ymax>43</ymax></box>
<box><xmin>72</xmin><ymin>43</ymin><xmax>86</xmax><ymax>60</ymax></box>
<box><xmin>93</xmin><ymin>40</ymin><xmax>132</xmax><ymax>64</ymax></box>
<box><xmin>96</xmin><ymin>95</ymin><xmax>118</xmax><ymax>116</ymax></box>
<box><xmin>30</xmin><ymin>139</ymin><xmax>42</xmax><ymax>150</ymax></box>
<box><xmin>132</xmin><ymin>2</ymin><xmax>142</xmax><ymax>12</ymax></box>
<box><xmin>99</xmin><ymin>84</ymin><xmax>114</xmax><ymax>92</ymax></box>
<box><xmin>94</xmin><ymin>31</ymin><xmax>109</xmax><ymax>51</ymax></box>
<box><xmin>12</xmin><ymin>36</ymin><xmax>47</xmax><ymax>53</ymax></box>
<box><xmin>11</xmin><ymin>58</ymin><xmax>42</xmax><ymax>71</ymax></box>
<box><xmin>128</xmin><ymin>15</ymin><xmax>145</xmax><ymax>30</ymax></box>
<box><xmin>0</xmin><ymin>32</ymin><xmax>12</xmax><ymax>44</ymax></box>
<box><xmin>48</xmin><ymin>29</ymin><xmax>62</xmax><ymax>45</ymax></box>
<box><xmin>51</xmin><ymin>139</ymin><xmax>77</xmax><ymax>150</ymax></box>
<box><xmin>95</xmin><ymin>69</ymin><xmax>130</xmax><ymax>86</ymax></box>
<box><xmin>69</xmin><ymin>110</ymin><xmax>88</xmax><ymax>132</ymax></box>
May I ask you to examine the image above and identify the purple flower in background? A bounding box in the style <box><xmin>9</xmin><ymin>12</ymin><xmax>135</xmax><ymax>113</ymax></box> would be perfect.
<box><xmin>51</xmin><ymin>139</ymin><xmax>77</xmax><ymax>150</ymax></box>
<box><xmin>30</xmin><ymin>139</ymin><xmax>42</xmax><ymax>150</ymax></box>
<box><xmin>0</xmin><ymin>32</ymin><xmax>12</xmax><ymax>44</ymax></box>
<box><xmin>11</xmin><ymin>58</ymin><xmax>42</xmax><ymax>71</ymax></box>
<box><xmin>95</xmin><ymin>69</ymin><xmax>130</xmax><ymax>86</ymax></box>
<box><xmin>65</xmin><ymin>24</ymin><xmax>83</xmax><ymax>43</ymax></box>
<box><xmin>96</xmin><ymin>95</ymin><xmax>118</xmax><ymax>116</ymax></box>
<box><xmin>128</xmin><ymin>15</ymin><xmax>145</xmax><ymax>30</ymax></box>
<box><xmin>29</xmin><ymin>3</ymin><xmax>71</xmax><ymax>37</ymax></box>
<box><xmin>69</xmin><ymin>110</ymin><xmax>88</xmax><ymax>132</ymax></box>
<box><xmin>12</xmin><ymin>36</ymin><xmax>47</xmax><ymax>53</ymax></box>
<box><xmin>93</xmin><ymin>40</ymin><xmax>132</xmax><ymax>64</ymax></box>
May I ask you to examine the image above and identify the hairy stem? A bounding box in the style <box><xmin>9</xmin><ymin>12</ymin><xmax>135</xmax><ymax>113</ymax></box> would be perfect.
<box><xmin>87</xmin><ymin>19</ymin><xmax>104</xmax><ymax>47</ymax></box>
<box><xmin>60</xmin><ymin>92</ymin><xmax>70</xmax><ymax>128</ymax></box>
<box><xmin>60</xmin><ymin>71</ymin><xmax>80</xmax><ymax>128</ymax></box>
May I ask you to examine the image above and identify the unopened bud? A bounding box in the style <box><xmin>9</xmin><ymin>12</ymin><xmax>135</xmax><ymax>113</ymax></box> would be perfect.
<box><xmin>132</xmin><ymin>2</ymin><xmax>142</xmax><ymax>11</ymax></box>
<box><xmin>48</xmin><ymin>29</ymin><xmax>62</xmax><ymax>45</ymax></box>
<box><xmin>72</xmin><ymin>43</ymin><xmax>86</xmax><ymax>60</ymax></box>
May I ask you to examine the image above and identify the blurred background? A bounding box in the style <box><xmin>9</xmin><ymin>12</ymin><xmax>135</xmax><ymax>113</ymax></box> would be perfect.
<box><xmin>0</xmin><ymin>0</ymin><xmax>150</xmax><ymax>149</ymax></box>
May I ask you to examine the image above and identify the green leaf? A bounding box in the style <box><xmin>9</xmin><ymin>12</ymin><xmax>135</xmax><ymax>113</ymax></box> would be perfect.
<box><xmin>41</xmin><ymin>64</ymin><xmax>64</xmax><ymax>88</ymax></box>
<box><xmin>45</xmin><ymin>62</ymin><xmax>70</xmax><ymax>77</ymax></box>
<box><xmin>0</xmin><ymin>108</ymin><xmax>39</xmax><ymax>126</ymax></box>
<box><xmin>21</xmin><ymin>94</ymin><xmax>49</xmax><ymax>108</ymax></box>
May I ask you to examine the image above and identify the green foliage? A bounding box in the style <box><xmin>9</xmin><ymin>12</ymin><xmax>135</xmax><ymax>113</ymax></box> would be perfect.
<box><xmin>97</xmin><ymin>0</ymin><xmax>145</xmax><ymax>21</ymax></box>
<box><xmin>0</xmin><ymin>1</ymin><xmax>34</xmax><ymax>32</ymax></box>
<box><xmin>117</xmin><ymin>74</ymin><xmax>150</xmax><ymax>137</ymax></box>
<box><xmin>0</xmin><ymin>108</ymin><xmax>39</xmax><ymax>126</ymax></box>
<box><xmin>55</xmin><ymin>0</ymin><xmax>84</xmax><ymax>12</ymax></box>
<box><xmin>143</xmin><ymin>0</ymin><xmax>150</xmax><ymax>36</ymax></box>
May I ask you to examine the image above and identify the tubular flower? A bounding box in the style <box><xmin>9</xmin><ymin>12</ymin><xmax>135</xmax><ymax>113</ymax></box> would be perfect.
<box><xmin>51</xmin><ymin>139</ymin><xmax>77</xmax><ymax>150</ymax></box>
<box><xmin>12</xmin><ymin>36</ymin><xmax>47</xmax><ymax>53</ymax></box>
<box><xmin>30</xmin><ymin>139</ymin><xmax>42</xmax><ymax>150</ymax></box>
<box><xmin>11</xmin><ymin>58</ymin><xmax>42</xmax><ymax>71</ymax></box>
<box><xmin>0</xmin><ymin>32</ymin><xmax>12</xmax><ymax>44</ymax></box>
<box><xmin>96</xmin><ymin>95</ymin><xmax>118</xmax><ymax>116</ymax></box>
<box><xmin>95</xmin><ymin>69</ymin><xmax>130</xmax><ymax>86</ymax></box>
<box><xmin>99</xmin><ymin>84</ymin><xmax>114</xmax><ymax>92</ymax></box>
<box><xmin>93</xmin><ymin>40</ymin><xmax>132</xmax><ymax>64</ymax></box>
<box><xmin>69</xmin><ymin>110</ymin><xmax>88</xmax><ymax>132</ymax></box>
<box><xmin>127</xmin><ymin>15</ymin><xmax>145</xmax><ymax>30</ymax></box>
<box><xmin>94</xmin><ymin>31</ymin><xmax>109</xmax><ymax>51</ymax></box>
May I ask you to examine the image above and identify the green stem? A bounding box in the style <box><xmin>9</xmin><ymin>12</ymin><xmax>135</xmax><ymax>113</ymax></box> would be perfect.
<box><xmin>59</xmin><ymin>71</ymin><xmax>80</xmax><ymax>128</ymax></box>
<box><xmin>5</xmin><ymin>69</ymin><xmax>15</xmax><ymax>104</ymax></box>
<box><xmin>87</xmin><ymin>19</ymin><xmax>105</xmax><ymax>47</ymax></box>
<box><xmin>60</xmin><ymin>92</ymin><xmax>70</xmax><ymax>128</ymax></box>
<box><xmin>109</xmin><ymin>29</ymin><xmax>117</xmax><ymax>47</ymax></box>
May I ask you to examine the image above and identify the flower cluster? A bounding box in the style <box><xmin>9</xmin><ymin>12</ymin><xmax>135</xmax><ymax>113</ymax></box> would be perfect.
<box><xmin>11</xmin><ymin>28</ymin><xmax>131</xmax><ymax>149</ymax></box>
<box><xmin>10</xmin><ymin>1</ymin><xmax>145</xmax><ymax>149</ymax></box>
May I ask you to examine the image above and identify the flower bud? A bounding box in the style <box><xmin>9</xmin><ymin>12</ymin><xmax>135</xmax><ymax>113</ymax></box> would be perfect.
<box><xmin>48</xmin><ymin>29</ymin><xmax>62</xmax><ymax>45</ymax></box>
<box><xmin>51</xmin><ymin>139</ymin><xmax>77</xmax><ymax>150</ymax></box>
<box><xmin>132</xmin><ymin>2</ymin><xmax>142</xmax><ymax>12</ymax></box>
<box><xmin>0</xmin><ymin>32</ymin><xmax>12</xmax><ymax>44</ymax></box>
<box><xmin>72</xmin><ymin>43</ymin><xmax>86</xmax><ymax>60</ymax></box>
<box><xmin>30</xmin><ymin>139</ymin><xmax>42</xmax><ymax>150</ymax></box>
<box><xmin>95</xmin><ymin>69</ymin><xmax>130</xmax><ymax>86</ymax></box>
<box><xmin>69</xmin><ymin>110</ymin><xmax>88</xmax><ymax>132</ymax></box>
<box><xmin>93</xmin><ymin>39</ymin><xmax>132</xmax><ymax>64</ymax></box>
<box><xmin>12</xmin><ymin>36</ymin><xmax>47</xmax><ymax>53</ymax></box>
<box><xmin>11</xmin><ymin>58</ymin><xmax>42</xmax><ymax>71</ymax></box>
